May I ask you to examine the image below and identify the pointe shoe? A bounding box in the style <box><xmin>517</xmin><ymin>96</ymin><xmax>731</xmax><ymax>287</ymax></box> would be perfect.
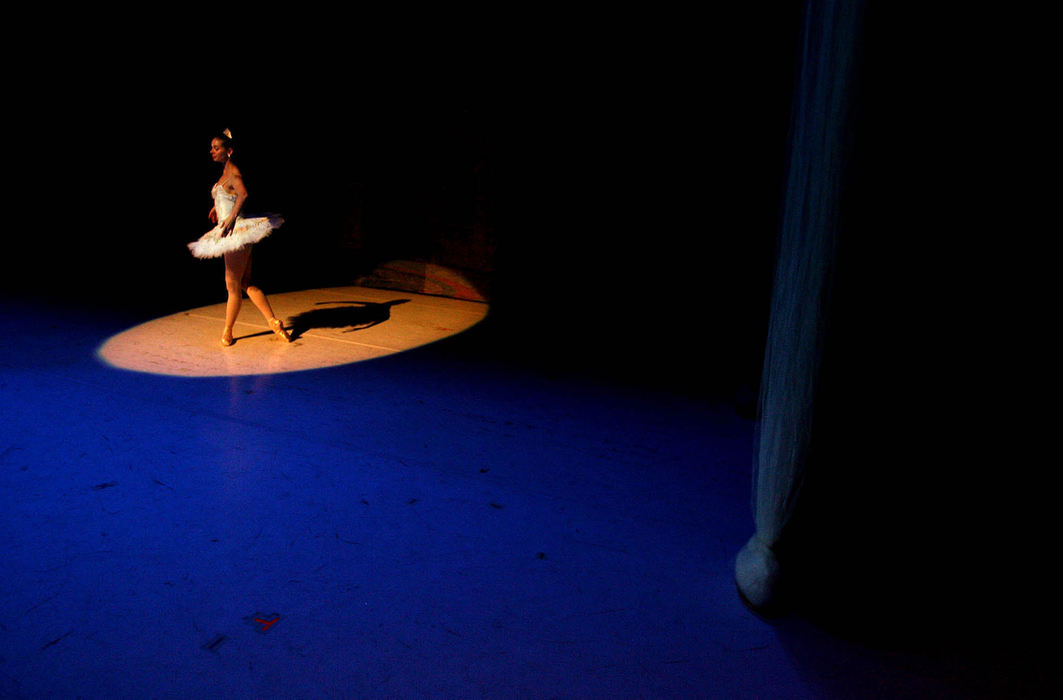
<box><xmin>221</xmin><ymin>328</ymin><xmax>234</xmax><ymax>347</ymax></box>
<box><xmin>268</xmin><ymin>318</ymin><xmax>291</xmax><ymax>342</ymax></box>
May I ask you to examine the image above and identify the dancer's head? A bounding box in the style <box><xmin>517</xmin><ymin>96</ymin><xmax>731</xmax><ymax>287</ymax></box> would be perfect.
<box><xmin>210</xmin><ymin>128</ymin><xmax>234</xmax><ymax>164</ymax></box>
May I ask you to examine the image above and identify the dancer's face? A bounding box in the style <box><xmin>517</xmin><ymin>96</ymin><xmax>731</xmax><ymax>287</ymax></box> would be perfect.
<box><xmin>210</xmin><ymin>138</ymin><xmax>232</xmax><ymax>163</ymax></box>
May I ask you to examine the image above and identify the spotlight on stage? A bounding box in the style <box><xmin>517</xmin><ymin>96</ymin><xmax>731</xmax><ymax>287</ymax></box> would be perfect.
<box><xmin>96</xmin><ymin>285</ymin><xmax>488</xmax><ymax>378</ymax></box>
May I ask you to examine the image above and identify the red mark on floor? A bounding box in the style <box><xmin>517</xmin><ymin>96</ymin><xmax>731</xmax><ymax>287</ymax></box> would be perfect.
<box><xmin>254</xmin><ymin>615</ymin><xmax>280</xmax><ymax>632</ymax></box>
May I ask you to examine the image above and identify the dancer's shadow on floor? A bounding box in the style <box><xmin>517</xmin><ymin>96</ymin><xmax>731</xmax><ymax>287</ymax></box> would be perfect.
<box><xmin>287</xmin><ymin>299</ymin><xmax>410</xmax><ymax>340</ymax></box>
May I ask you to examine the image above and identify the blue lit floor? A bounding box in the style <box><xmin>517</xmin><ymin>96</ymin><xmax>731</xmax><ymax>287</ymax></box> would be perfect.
<box><xmin>0</xmin><ymin>292</ymin><xmax>1047</xmax><ymax>698</ymax></box>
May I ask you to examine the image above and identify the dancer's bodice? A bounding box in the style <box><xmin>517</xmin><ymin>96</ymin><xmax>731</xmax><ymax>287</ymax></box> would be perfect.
<box><xmin>212</xmin><ymin>181</ymin><xmax>238</xmax><ymax>220</ymax></box>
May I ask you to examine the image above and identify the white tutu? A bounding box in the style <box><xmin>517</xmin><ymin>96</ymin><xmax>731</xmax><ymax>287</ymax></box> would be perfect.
<box><xmin>188</xmin><ymin>214</ymin><xmax>284</xmax><ymax>258</ymax></box>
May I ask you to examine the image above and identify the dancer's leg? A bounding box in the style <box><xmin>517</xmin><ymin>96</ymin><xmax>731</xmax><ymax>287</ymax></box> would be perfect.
<box><xmin>241</xmin><ymin>249</ymin><xmax>291</xmax><ymax>341</ymax></box>
<box><xmin>222</xmin><ymin>248</ymin><xmax>251</xmax><ymax>344</ymax></box>
<box><xmin>240</xmin><ymin>250</ymin><xmax>278</xmax><ymax>321</ymax></box>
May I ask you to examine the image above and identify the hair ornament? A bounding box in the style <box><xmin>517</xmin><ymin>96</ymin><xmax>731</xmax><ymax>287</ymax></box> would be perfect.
<box><xmin>223</xmin><ymin>128</ymin><xmax>233</xmax><ymax>139</ymax></box>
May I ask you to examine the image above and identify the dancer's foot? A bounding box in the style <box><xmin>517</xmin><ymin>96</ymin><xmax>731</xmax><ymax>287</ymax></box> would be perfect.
<box><xmin>268</xmin><ymin>318</ymin><xmax>291</xmax><ymax>343</ymax></box>
<box><xmin>221</xmin><ymin>328</ymin><xmax>234</xmax><ymax>347</ymax></box>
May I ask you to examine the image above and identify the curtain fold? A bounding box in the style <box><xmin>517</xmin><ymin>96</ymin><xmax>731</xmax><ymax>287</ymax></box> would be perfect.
<box><xmin>735</xmin><ymin>0</ymin><xmax>865</xmax><ymax>612</ymax></box>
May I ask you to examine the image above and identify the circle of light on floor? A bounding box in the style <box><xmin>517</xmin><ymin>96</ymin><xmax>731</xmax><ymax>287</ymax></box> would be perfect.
<box><xmin>96</xmin><ymin>285</ymin><xmax>489</xmax><ymax>377</ymax></box>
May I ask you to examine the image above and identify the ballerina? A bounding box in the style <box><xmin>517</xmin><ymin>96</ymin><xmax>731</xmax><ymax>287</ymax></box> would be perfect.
<box><xmin>188</xmin><ymin>129</ymin><xmax>291</xmax><ymax>346</ymax></box>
